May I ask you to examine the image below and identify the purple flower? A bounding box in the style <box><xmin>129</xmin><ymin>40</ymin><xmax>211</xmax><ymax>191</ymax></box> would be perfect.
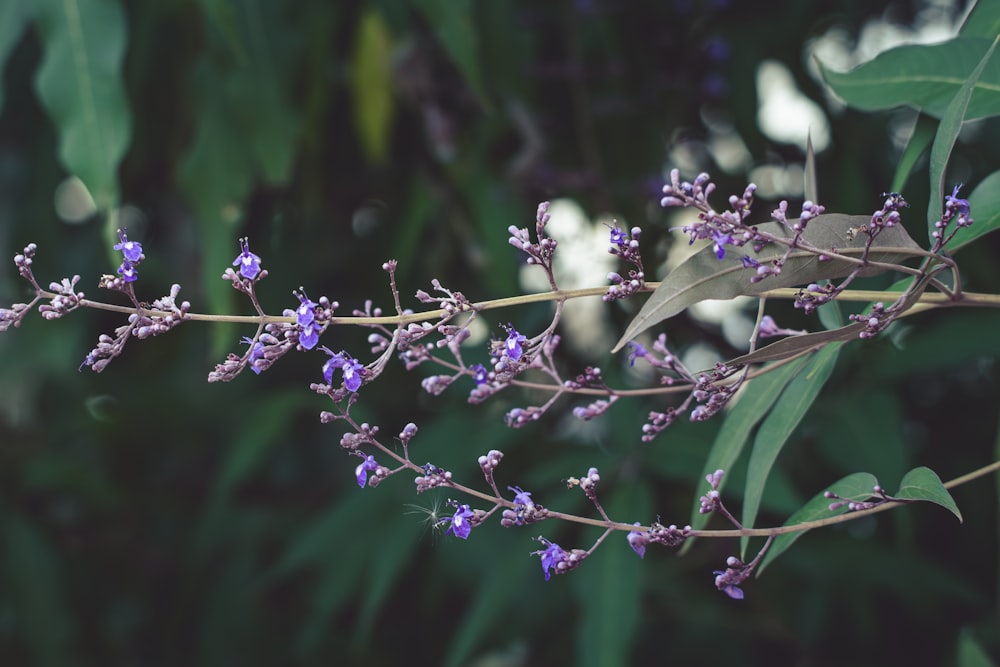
<box><xmin>626</xmin><ymin>341</ymin><xmax>647</xmax><ymax>367</ymax></box>
<box><xmin>471</xmin><ymin>363</ymin><xmax>488</xmax><ymax>385</ymax></box>
<box><xmin>712</xmin><ymin>229</ymin><xmax>732</xmax><ymax>260</ymax></box>
<box><xmin>241</xmin><ymin>336</ymin><xmax>265</xmax><ymax>374</ymax></box>
<box><xmin>117</xmin><ymin>260</ymin><xmax>138</xmax><ymax>283</ymax></box>
<box><xmin>233</xmin><ymin>237</ymin><xmax>262</xmax><ymax>280</ymax></box>
<box><xmin>299</xmin><ymin>321</ymin><xmax>319</xmax><ymax>350</ymax></box>
<box><xmin>945</xmin><ymin>183</ymin><xmax>971</xmax><ymax>218</ymax></box>
<box><xmin>114</xmin><ymin>228</ymin><xmax>143</xmax><ymax>262</ymax></box>
<box><xmin>321</xmin><ymin>347</ymin><xmax>364</xmax><ymax>391</ymax></box>
<box><xmin>509</xmin><ymin>485</ymin><xmax>534</xmax><ymax>506</ymax></box>
<box><xmin>505</xmin><ymin>326</ymin><xmax>527</xmax><ymax>360</ymax></box>
<box><xmin>295</xmin><ymin>290</ymin><xmax>317</xmax><ymax>326</ymax></box>
<box><xmin>608</xmin><ymin>224</ymin><xmax>627</xmax><ymax>248</ymax></box>
<box><xmin>355</xmin><ymin>454</ymin><xmax>379</xmax><ymax>488</ymax></box>
<box><xmin>627</xmin><ymin>525</ymin><xmax>647</xmax><ymax>558</ymax></box>
<box><xmin>446</xmin><ymin>504</ymin><xmax>475</xmax><ymax>540</ymax></box>
<box><xmin>534</xmin><ymin>539</ymin><xmax>566</xmax><ymax>581</ymax></box>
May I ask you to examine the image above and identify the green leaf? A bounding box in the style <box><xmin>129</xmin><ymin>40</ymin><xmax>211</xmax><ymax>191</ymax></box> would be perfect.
<box><xmin>408</xmin><ymin>0</ymin><xmax>489</xmax><ymax>106</ymax></box>
<box><xmin>0</xmin><ymin>0</ymin><xmax>32</xmax><ymax>117</ymax></box>
<box><xmin>891</xmin><ymin>113</ymin><xmax>936</xmax><ymax>194</ymax></box>
<box><xmin>33</xmin><ymin>0</ymin><xmax>132</xmax><ymax>211</ymax></box>
<box><xmin>818</xmin><ymin>37</ymin><xmax>1000</xmax><ymax>122</ymax></box>
<box><xmin>956</xmin><ymin>627</ymin><xmax>998</xmax><ymax>667</ymax></box>
<box><xmin>895</xmin><ymin>466</ymin><xmax>963</xmax><ymax>522</ymax></box>
<box><xmin>575</xmin><ymin>486</ymin><xmax>648</xmax><ymax>667</ymax></box>
<box><xmin>927</xmin><ymin>35</ymin><xmax>1000</xmax><ymax>238</ymax></box>
<box><xmin>724</xmin><ymin>322</ymin><xmax>864</xmax><ymax>367</ymax></box>
<box><xmin>613</xmin><ymin>214</ymin><xmax>922</xmax><ymax>351</ymax></box>
<box><xmin>3</xmin><ymin>511</ymin><xmax>79</xmax><ymax>667</ymax></box>
<box><xmin>759</xmin><ymin>472</ymin><xmax>879</xmax><ymax>574</ymax></box>
<box><xmin>351</xmin><ymin>9</ymin><xmax>396</xmax><ymax>164</ymax></box>
<box><xmin>960</xmin><ymin>0</ymin><xmax>1000</xmax><ymax>39</ymax></box>
<box><xmin>804</xmin><ymin>132</ymin><xmax>817</xmax><ymax>203</ymax></box>
<box><xmin>685</xmin><ymin>356</ymin><xmax>810</xmax><ymax>540</ymax></box>
<box><xmin>742</xmin><ymin>343</ymin><xmax>842</xmax><ymax>555</ymax></box>
<box><xmin>949</xmin><ymin>169</ymin><xmax>1000</xmax><ymax>251</ymax></box>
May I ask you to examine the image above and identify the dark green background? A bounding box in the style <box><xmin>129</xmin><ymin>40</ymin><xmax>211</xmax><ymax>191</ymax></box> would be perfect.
<box><xmin>0</xmin><ymin>1</ymin><xmax>997</xmax><ymax>665</ymax></box>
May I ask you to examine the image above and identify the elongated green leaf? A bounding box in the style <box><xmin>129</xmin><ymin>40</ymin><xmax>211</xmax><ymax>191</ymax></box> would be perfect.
<box><xmin>685</xmin><ymin>356</ymin><xmax>810</xmax><ymax>540</ymax></box>
<box><xmin>408</xmin><ymin>0</ymin><xmax>489</xmax><ymax>106</ymax></box>
<box><xmin>575</xmin><ymin>486</ymin><xmax>648</xmax><ymax>667</ymax></box>
<box><xmin>3</xmin><ymin>511</ymin><xmax>79</xmax><ymax>667</ymax></box>
<box><xmin>0</xmin><ymin>0</ymin><xmax>32</xmax><ymax>117</ymax></box>
<box><xmin>960</xmin><ymin>0</ymin><xmax>1000</xmax><ymax>38</ymax></box>
<box><xmin>742</xmin><ymin>343</ymin><xmax>842</xmax><ymax>555</ymax></box>
<box><xmin>34</xmin><ymin>0</ymin><xmax>132</xmax><ymax>211</ymax></box>
<box><xmin>928</xmin><ymin>35</ymin><xmax>1000</xmax><ymax>238</ymax></box>
<box><xmin>804</xmin><ymin>133</ymin><xmax>817</xmax><ymax>203</ymax></box>
<box><xmin>956</xmin><ymin>627</ymin><xmax>997</xmax><ymax>667</ymax></box>
<box><xmin>818</xmin><ymin>37</ymin><xmax>1000</xmax><ymax>122</ymax></box>
<box><xmin>724</xmin><ymin>322</ymin><xmax>864</xmax><ymax>367</ymax></box>
<box><xmin>895</xmin><ymin>466</ymin><xmax>962</xmax><ymax>522</ymax></box>
<box><xmin>614</xmin><ymin>214</ymin><xmax>921</xmax><ymax>351</ymax></box>
<box><xmin>949</xmin><ymin>169</ymin><xmax>1000</xmax><ymax>251</ymax></box>
<box><xmin>891</xmin><ymin>113</ymin><xmax>936</xmax><ymax>194</ymax></box>
<box><xmin>759</xmin><ymin>472</ymin><xmax>880</xmax><ymax>574</ymax></box>
<box><xmin>351</xmin><ymin>9</ymin><xmax>396</xmax><ymax>164</ymax></box>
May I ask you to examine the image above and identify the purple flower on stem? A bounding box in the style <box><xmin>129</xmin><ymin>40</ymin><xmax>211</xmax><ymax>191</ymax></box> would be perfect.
<box><xmin>945</xmin><ymin>184</ymin><xmax>970</xmax><ymax>218</ymax></box>
<box><xmin>321</xmin><ymin>347</ymin><xmax>364</xmax><ymax>392</ymax></box>
<box><xmin>355</xmin><ymin>454</ymin><xmax>379</xmax><ymax>488</ymax></box>
<box><xmin>627</xmin><ymin>524</ymin><xmax>647</xmax><ymax>558</ymax></box>
<box><xmin>504</xmin><ymin>326</ymin><xmax>527</xmax><ymax>360</ymax></box>
<box><xmin>509</xmin><ymin>485</ymin><xmax>534</xmax><ymax>506</ymax></box>
<box><xmin>608</xmin><ymin>224</ymin><xmax>627</xmax><ymax>248</ymax></box>
<box><xmin>241</xmin><ymin>336</ymin><xmax>265</xmax><ymax>374</ymax></box>
<box><xmin>446</xmin><ymin>504</ymin><xmax>475</xmax><ymax>540</ymax></box>
<box><xmin>626</xmin><ymin>341</ymin><xmax>647</xmax><ymax>367</ymax></box>
<box><xmin>712</xmin><ymin>229</ymin><xmax>732</xmax><ymax>260</ymax></box>
<box><xmin>233</xmin><ymin>237</ymin><xmax>262</xmax><ymax>280</ymax></box>
<box><xmin>533</xmin><ymin>538</ymin><xmax>566</xmax><ymax>581</ymax></box>
<box><xmin>299</xmin><ymin>321</ymin><xmax>319</xmax><ymax>350</ymax></box>
<box><xmin>471</xmin><ymin>363</ymin><xmax>488</xmax><ymax>385</ymax></box>
<box><xmin>114</xmin><ymin>228</ymin><xmax>143</xmax><ymax>262</ymax></box>
<box><xmin>294</xmin><ymin>289</ymin><xmax>317</xmax><ymax>326</ymax></box>
<box><xmin>117</xmin><ymin>260</ymin><xmax>138</xmax><ymax>283</ymax></box>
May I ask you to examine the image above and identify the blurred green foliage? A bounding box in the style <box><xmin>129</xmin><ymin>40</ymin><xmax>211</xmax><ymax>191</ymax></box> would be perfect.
<box><xmin>0</xmin><ymin>0</ymin><xmax>998</xmax><ymax>665</ymax></box>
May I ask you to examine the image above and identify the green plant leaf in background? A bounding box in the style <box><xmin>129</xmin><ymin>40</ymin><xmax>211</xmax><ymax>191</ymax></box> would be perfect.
<box><xmin>33</xmin><ymin>0</ymin><xmax>132</xmax><ymax>212</ymax></box>
<box><xmin>0</xmin><ymin>0</ymin><xmax>32</xmax><ymax>117</ymax></box>
<box><xmin>895</xmin><ymin>466</ymin><xmax>963</xmax><ymax>522</ymax></box>
<box><xmin>926</xmin><ymin>35</ymin><xmax>1000</xmax><ymax>239</ymax></box>
<box><xmin>817</xmin><ymin>37</ymin><xmax>1000</xmax><ymax>122</ymax></box>
<box><xmin>758</xmin><ymin>472</ymin><xmax>880</xmax><ymax>574</ymax></box>
<box><xmin>960</xmin><ymin>0</ymin><xmax>1000</xmax><ymax>39</ymax></box>
<box><xmin>956</xmin><ymin>627</ymin><xmax>998</xmax><ymax>667</ymax></box>
<box><xmin>742</xmin><ymin>343</ymin><xmax>842</xmax><ymax>556</ymax></box>
<box><xmin>890</xmin><ymin>112</ymin><xmax>936</xmax><ymax>195</ymax></box>
<box><xmin>686</xmin><ymin>357</ymin><xmax>810</xmax><ymax>539</ymax></box>
<box><xmin>407</xmin><ymin>0</ymin><xmax>489</xmax><ymax>107</ymax></box>
<box><xmin>351</xmin><ymin>8</ymin><xmax>396</xmax><ymax>164</ymax></box>
<box><xmin>613</xmin><ymin>215</ymin><xmax>922</xmax><ymax>351</ymax></box>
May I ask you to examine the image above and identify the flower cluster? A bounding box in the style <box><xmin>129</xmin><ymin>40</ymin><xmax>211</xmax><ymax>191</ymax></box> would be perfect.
<box><xmin>113</xmin><ymin>228</ymin><xmax>143</xmax><ymax>283</ymax></box>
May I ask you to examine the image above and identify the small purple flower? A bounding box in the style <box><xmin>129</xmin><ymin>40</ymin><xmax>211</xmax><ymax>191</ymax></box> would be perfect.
<box><xmin>534</xmin><ymin>539</ymin><xmax>566</xmax><ymax>581</ymax></box>
<box><xmin>945</xmin><ymin>184</ymin><xmax>970</xmax><ymax>217</ymax></box>
<box><xmin>321</xmin><ymin>347</ymin><xmax>364</xmax><ymax>392</ymax></box>
<box><xmin>117</xmin><ymin>260</ymin><xmax>138</xmax><ymax>283</ymax></box>
<box><xmin>233</xmin><ymin>237</ymin><xmax>262</xmax><ymax>280</ymax></box>
<box><xmin>712</xmin><ymin>229</ymin><xmax>732</xmax><ymax>260</ymax></box>
<box><xmin>295</xmin><ymin>289</ymin><xmax>317</xmax><ymax>326</ymax></box>
<box><xmin>626</xmin><ymin>341</ymin><xmax>647</xmax><ymax>367</ymax></box>
<box><xmin>509</xmin><ymin>485</ymin><xmax>534</xmax><ymax>506</ymax></box>
<box><xmin>446</xmin><ymin>504</ymin><xmax>475</xmax><ymax>540</ymax></box>
<box><xmin>471</xmin><ymin>363</ymin><xmax>488</xmax><ymax>385</ymax></box>
<box><xmin>355</xmin><ymin>454</ymin><xmax>379</xmax><ymax>488</ymax></box>
<box><xmin>299</xmin><ymin>321</ymin><xmax>319</xmax><ymax>350</ymax></box>
<box><xmin>741</xmin><ymin>255</ymin><xmax>760</xmax><ymax>269</ymax></box>
<box><xmin>714</xmin><ymin>574</ymin><xmax>744</xmax><ymax>600</ymax></box>
<box><xmin>608</xmin><ymin>224</ymin><xmax>627</xmax><ymax>248</ymax></box>
<box><xmin>627</xmin><ymin>524</ymin><xmax>647</xmax><ymax>558</ymax></box>
<box><xmin>113</xmin><ymin>228</ymin><xmax>143</xmax><ymax>262</ymax></box>
<box><xmin>504</xmin><ymin>326</ymin><xmax>527</xmax><ymax>360</ymax></box>
<box><xmin>241</xmin><ymin>336</ymin><xmax>265</xmax><ymax>374</ymax></box>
